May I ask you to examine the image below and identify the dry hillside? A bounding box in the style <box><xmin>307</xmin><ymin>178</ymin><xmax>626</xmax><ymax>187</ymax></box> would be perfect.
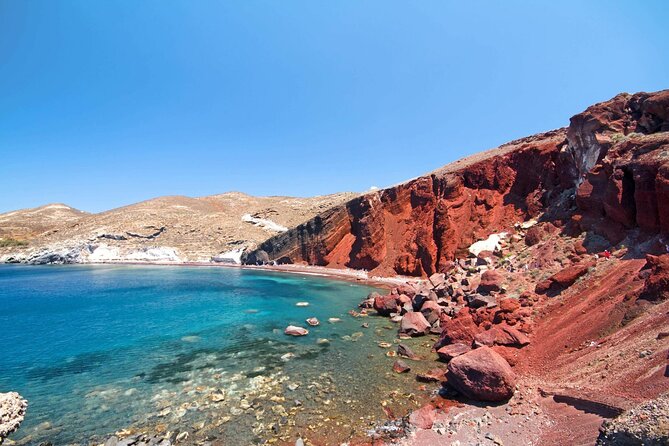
<box><xmin>0</xmin><ymin>192</ymin><xmax>356</xmax><ymax>264</ymax></box>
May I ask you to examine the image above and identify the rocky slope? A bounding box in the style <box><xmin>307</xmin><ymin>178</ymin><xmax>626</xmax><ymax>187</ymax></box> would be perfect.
<box><xmin>0</xmin><ymin>203</ymin><xmax>88</xmax><ymax>241</ymax></box>
<box><xmin>248</xmin><ymin>90</ymin><xmax>669</xmax><ymax>278</ymax></box>
<box><xmin>0</xmin><ymin>192</ymin><xmax>356</xmax><ymax>264</ymax></box>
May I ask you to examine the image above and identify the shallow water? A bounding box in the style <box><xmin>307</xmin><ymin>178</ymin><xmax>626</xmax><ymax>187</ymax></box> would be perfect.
<box><xmin>0</xmin><ymin>265</ymin><xmax>430</xmax><ymax>445</ymax></box>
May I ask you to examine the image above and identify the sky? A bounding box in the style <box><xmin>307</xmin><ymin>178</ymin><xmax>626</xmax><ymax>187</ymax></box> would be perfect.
<box><xmin>0</xmin><ymin>1</ymin><xmax>668</xmax><ymax>213</ymax></box>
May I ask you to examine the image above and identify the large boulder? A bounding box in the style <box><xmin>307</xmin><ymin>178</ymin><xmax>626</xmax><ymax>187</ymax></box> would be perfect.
<box><xmin>535</xmin><ymin>260</ymin><xmax>594</xmax><ymax>295</ymax></box>
<box><xmin>478</xmin><ymin>269</ymin><xmax>503</xmax><ymax>294</ymax></box>
<box><xmin>446</xmin><ymin>346</ymin><xmax>516</xmax><ymax>402</ymax></box>
<box><xmin>399</xmin><ymin>312</ymin><xmax>431</xmax><ymax>337</ymax></box>
<box><xmin>373</xmin><ymin>294</ymin><xmax>399</xmax><ymax>316</ymax></box>
<box><xmin>0</xmin><ymin>392</ymin><xmax>28</xmax><ymax>441</ymax></box>
<box><xmin>434</xmin><ymin>312</ymin><xmax>478</xmax><ymax>349</ymax></box>
<box><xmin>473</xmin><ymin>325</ymin><xmax>530</xmax><ymax>348</ymax></box>
<box><xmin>419</xmin><ymin>300</ymin><xmax>442</xmax><ymax>325</ymax></box>
<box><xmin>639</xmin><ymin>254</ymin><xmax>669</xmax><ymax>301</ymax></box>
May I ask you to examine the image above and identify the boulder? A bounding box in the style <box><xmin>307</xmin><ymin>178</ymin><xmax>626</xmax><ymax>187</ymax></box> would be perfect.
<box><xmin>428</xmin><ymin>273</ymin><xmax>447</xmax><ymax>289</ymax></box>
<box><xmin>498</xmin><ymin>298</ymin><xmax>520</xmax><ymax>313</ymax></box>
<box><xmin>398</xmin><ymin>294</ymin><xmax>413</xmax><ymax>314</ymax></box>
<box><xmin>467</xmin><ymin>293</ymin><xmax>497</xmax><ymax>309</ymax></box>
<box><xmin>436</xmin><ymin>343</ymin><xmax>471</xmax><ymax>361</ymax></box>
<box><xmin>524</xmin><ymin>226</ymin><xmax>544</xmax><ymax>246</ymax></box>
<box><xmin>399</xmin><ymin>312</ymin><xmax>431</xmax><ymax>337</ymax></box>
<box><xmin>639</xmin><ymin>254</ymin><xmax>669</xmax><ymax>301</ymax></box>
<box><xmin>419</xmin><ymin>300</ymin><xmax>442</xmax><ymax>325</ymax></box>
<box><xmin>434</xmin><ymin>312</ymin><xmax>478</xmax><ymax>349</ymax></box>
<box><xmin>359</xmin><ymin>292</ymin><xmax>380</xmax><ymax>309</ymax></box>
<box><xmin>392</xmin><ymin>359</ymin><xmax>411</xmax><ymax>373</ymax></box>
<box><xmin>473</xmin><ymin>328</ymin><xmax>499</xmax><ymax>347</ymax></box>
<box><xmin>447</xmin><ymin>346</ymin><xmax>516</xmax><ymax>402</ymax></box>
<box><xmin>473</xmin><ymin>325</ymin><xmax>529</xmax><ymax>348</ymax></box>
<box><xmin>397</xmin><ymin>343</ymin><xmax>419</xmax><ymax>359</ymax></box>
<box><xmin>305</xmin><ymin>317</ymin><xmax>320</xmax><ymax>326</ymax></box>
<box><xmin>497</xmin><ymin>325</ymin><xmax>530</xmax><ymax>347</ymax></box>
<box><xmin>535</xmin><ymin>261</ymin><xmax>594</xmax><ymax>295</ymax></box>
<box><xmin>284</xmin><ymin>325</ymin><xmax>309</xmax><ymax>336</ymax></box>
<box><xmin>416</xmin><ymin>368</ymin><xmax>447</xmax><ymax>383</ymax></box>
<box><xmin>412</xmin><ymin>289</ymin><xmax>438</xmax><ymax>311</ymax></box>
<box><xmin>478</xmin><ymin>269</ymin><xmax>503</xmax><ymax>294</ymax></box>
<box><xmin>373</xmin><ymin>294</ymin><xmax>399</xmax><ymax>316</ymax></box>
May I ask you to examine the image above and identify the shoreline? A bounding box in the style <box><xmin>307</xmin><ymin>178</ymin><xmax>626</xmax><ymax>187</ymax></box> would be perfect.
<box><xmin>3</xmin><ymin>260</ymin><xmax>420</xmax><ymax>290</ymax></box>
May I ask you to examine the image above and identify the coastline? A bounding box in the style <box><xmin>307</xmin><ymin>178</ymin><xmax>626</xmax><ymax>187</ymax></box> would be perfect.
<box><xmin>2</xmin><ymin>259</ymin><xmax>419</xmax><ymax>290</ymax></box>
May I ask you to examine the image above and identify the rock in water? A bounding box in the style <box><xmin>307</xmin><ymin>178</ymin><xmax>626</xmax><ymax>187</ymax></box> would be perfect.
<box><xmin>284</xmin><ymin>325</ymin><xmax>309</xmax><ymax>336</ymax></box>
<box><xmin>373</xmin><ymin>294</ymin><xmax>399</xmax><ymax>316</ymax></box>
<box><xmin>305</xmin><ymin>317</ymin><xmax>320</xmax><ymax>326</ymax></box>
<box><xmin>397</xmin><ymin>343</ymin><xmax>418</xmax><ymax>359</ymax></box>
<box><xmin>0</xmin><ymin>392</ymin><xmax>28</xmax><ymax>441</ymax></box>
<box><xmin>392</xmin><ymin>360</ymin><xmax>411</xmax><ymax>373</ymax></box>
<box><xmin>398</xmin><ymin>312</ymin><xmax>431</xmax><ymax>337</ymax></box>
<box><xmin>446</xmin><ymin>346</ymin><xmax>516</xmax><ymax>402</ymax></box>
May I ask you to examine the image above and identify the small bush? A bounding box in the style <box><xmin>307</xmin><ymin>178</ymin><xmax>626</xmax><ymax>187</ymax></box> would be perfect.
<box><xmin>0</xmin><ymin>238</ymin><xmax>28</xmax><ymax>247</ymax></box>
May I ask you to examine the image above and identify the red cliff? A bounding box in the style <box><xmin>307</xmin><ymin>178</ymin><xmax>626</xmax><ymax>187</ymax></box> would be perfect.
<box><xmin>246</xmin><ymin>90</ymin><xmax>669</xmax><ymax>276</ymax></box>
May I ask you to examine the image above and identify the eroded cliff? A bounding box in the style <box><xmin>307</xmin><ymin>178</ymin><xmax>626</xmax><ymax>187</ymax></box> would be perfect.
<box><xmin>248</xmin><ymin>90</ymin><xmax>669</xmax><ymax>276</ymax></box>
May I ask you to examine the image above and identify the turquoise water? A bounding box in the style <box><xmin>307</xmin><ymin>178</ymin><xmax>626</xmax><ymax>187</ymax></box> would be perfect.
<box><xmin>0</xmin><ymin>265</ymin><xmax>429</xmax><ymax>446</ymax></box>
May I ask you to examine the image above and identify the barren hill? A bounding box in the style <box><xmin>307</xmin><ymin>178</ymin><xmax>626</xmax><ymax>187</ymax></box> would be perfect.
<box><xmin>0</xmin><ymin>204</ymin><xmax>88</xmax><ymax>241</ymax></box>
<box><xmin>0</xmin><ymin>192</ymin><xmax>356</xmax><ymax>264</ymax></box>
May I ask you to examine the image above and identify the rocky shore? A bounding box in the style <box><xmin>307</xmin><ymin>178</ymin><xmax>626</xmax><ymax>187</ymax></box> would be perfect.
<box><xmin>0</xmin><ymin>392</ymin><xmax>27</xmax><ymax>444</ymax></box>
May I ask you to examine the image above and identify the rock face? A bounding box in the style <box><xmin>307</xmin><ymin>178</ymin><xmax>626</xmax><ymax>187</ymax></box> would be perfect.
<box><xmin>0</xmin><ymin>392</ymin><xmax>28</xmax><ymax>441</ymax></box>
<box><xmin>446</xmin><ymin>347</ymin><xmax>517</xmax><ymax>402</ymax></box>
<box><xmin>247</xmin><ymin>90</ymin><xmax>669</xmax><ymax>277</ymax></box>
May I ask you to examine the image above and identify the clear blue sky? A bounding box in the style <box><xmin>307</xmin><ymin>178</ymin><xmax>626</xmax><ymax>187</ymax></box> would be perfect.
<box><xmin>1</xmin><ymin>1</ymin><xmax>667</xmax><ymax>213</ymax></box>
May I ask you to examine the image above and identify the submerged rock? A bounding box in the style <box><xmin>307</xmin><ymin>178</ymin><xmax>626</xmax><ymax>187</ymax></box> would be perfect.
<box><xmin>305</xmin><ymin>317</ymin><xmax>320</xmax><ymax>326</ymax></box>
<box><xmin>397</xmin><ymin>343</ymin><xmax>418</xmax><ymax>359</ymax></box>
<box><xmin>392</xmin><ymin>360</ymin><xmax>411</xmax><ymax>373</ymax></box>
<box><xmin>284</xmin><ymin>325</ymin><xmax>309</xmax><ymax>336</ymax></box>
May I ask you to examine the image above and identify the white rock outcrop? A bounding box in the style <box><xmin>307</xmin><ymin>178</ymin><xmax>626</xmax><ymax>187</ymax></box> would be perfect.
<box><xmin>0</xmin><ymin>392</ymin><xmax>28</xmax><ymax>441</ymax></box>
